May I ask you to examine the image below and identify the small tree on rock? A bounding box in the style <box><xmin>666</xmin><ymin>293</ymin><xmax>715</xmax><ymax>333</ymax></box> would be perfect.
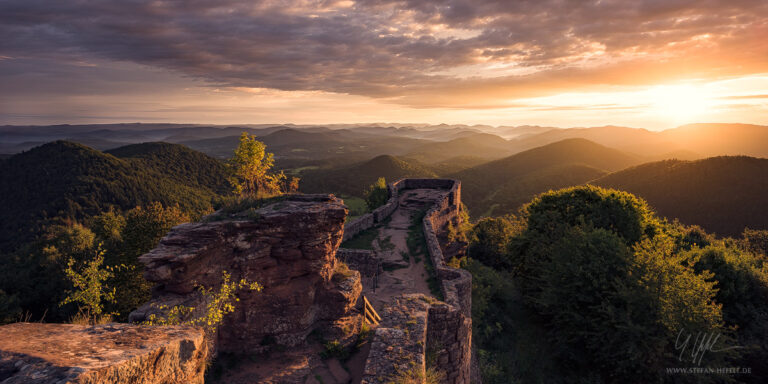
<box><xmin>228</xmin><ymin>132</ymin><xmax>276</xmax><ymax>197</ymax></box>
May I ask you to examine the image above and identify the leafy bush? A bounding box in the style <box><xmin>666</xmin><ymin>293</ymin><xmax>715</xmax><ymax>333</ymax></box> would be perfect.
<box><xmin>143</xmin><ymin>271</ymin><xmax>261</xmax><ymax>331</ymax></box>
<box><xmin>466</xmin><ymin>186</ymin><xmax>754</xmax><ymax>383</ymax></box>
<box><xmin>364</xmin><ymin>177</ymin><xmax>389</xmax><ymax>210</ymax></box>
<box><xmin>60</xmin><ymin>244</ymin><xmax>118</xmax><ymax>325</ymax></box>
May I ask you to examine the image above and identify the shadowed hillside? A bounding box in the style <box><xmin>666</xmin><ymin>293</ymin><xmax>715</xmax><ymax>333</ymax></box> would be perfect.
<box><xmin>0</xmin><ymin>141</ymin><xmax>227</xmax><ymax>252</ymax></box>
<box><xmin>453</xmin><ymin>138</ymin><xmax>641</xmax><ymax>216</ymax></box>
<box><xmin>106</xmin><ymin>142</ymin><xmax>230</xmax><ymax>194</ymax></box>
<box><xmin>592</xmin><ymin>156</ymin><xmax>768</xmax><ymax>236</ymax></box>
<box><xmin>299</xmin><ymin>154</ymin><xmax>438</xmax><ymax>196</ymax></box>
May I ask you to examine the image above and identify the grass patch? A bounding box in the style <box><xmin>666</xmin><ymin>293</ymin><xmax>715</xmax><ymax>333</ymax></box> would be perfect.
<box><xmin>206</xmin><ymin>195</ymin><xmax>289</xmax><ymax>222</ymax></box>
<box><xmin>383</xmin><ymin>264</ymin><xmax>408</xmax><ymax>272</ymax></box>
<box><xmin>406</xmin><ymin>210</ymin><xmax>443</xmax><ymax>299</ymax></box>
<box><xmin>340</xmin><ymin>226</ymin><xmax>379</xmax><ymax>250</ymax></box>
<box><xmin>406</xmin><ymin>211</ymin><xmax>426</xmax><ymax>263</ymax></box>
<box><xmin>341</xmin><ymin>195</ymin><xmax>368</xmax><ymax>222</ymax></box>
<box><xmin>320</xmin><ymin>339</ymin><xmax>349</xmax><ymax>360</ymax></box>
<box><xmin>377</xmin><ymin>235</ymin><xmax>395</xmax><ymax>252</ymax></box>
<box><xmin>333</xmin><ymin>261</ymin><xmax>356</xmax><ymax>280</ymax></box>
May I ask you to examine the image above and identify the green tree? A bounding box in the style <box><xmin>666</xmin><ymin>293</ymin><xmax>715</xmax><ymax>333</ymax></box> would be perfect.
<box><xmin>364</xmin><ymin>177</ymin><xmax>388</xmax><ymax>210</ymax></box>
<box><xmin>144</xmin><ymin>271</ymin><xmax>261</xmax><ymax>331</ymax></box>
<box><xmin>104</xmin><ymin>203</ymin><xmax>190</xmax><ymax>319</ymax></box>
<box><xmin>467</xmin><ymin>186</ymin><xmax>738</xmax><ymax>383</ymax></box>
<box><xmin>227</xmin><ymin>132</ymin><xmax>276</xmax><ymax>197</ymax></box>
<box><xmin>467</xmin><ymin>217</ymin><xmax>517</xmax><ymax>269</ymax></box>
<box><xmin>91</xmin><ymin>207</ymin><xmax>126</xmax><ymax>250</ymax></box>
<box><xmin>60</xmin><ymin>244</ymin><xmax>117</xmax><ymax>324</ymax></box>
<box><xmin>0</xmin><ymin>223</ymin><xmax>99</xmax><ymax>323</ymax></box>
<box><xmin>743</xmin><ymin>228</ymin><xmax>768</xmax><ymax>256</ymax></box>
<box><xmin>688</xmin><ymin>244</ymin><xmax>768</xmax><ymax>381</ymax></box>
<box><xmin>0</xmin><ymin>290</ymin><xmax>21</xmax><ymax>323</ymax></box>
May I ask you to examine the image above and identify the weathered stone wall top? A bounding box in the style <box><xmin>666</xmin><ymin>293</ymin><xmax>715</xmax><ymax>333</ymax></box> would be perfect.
<box><xmin>361</xmin><ymin>294</ymin><xmax>431</xmax><ymax>384</ymax></box>
<box><xmin>0</xmin><ymin>322</ymin><xmax>207</xmax><ymax>384</ymax></box>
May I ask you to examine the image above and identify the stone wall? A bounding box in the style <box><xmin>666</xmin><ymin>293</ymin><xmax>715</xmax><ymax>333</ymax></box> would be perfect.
<box><xmin>0</xmin><ymin>323</ymin><xmax>207</xmax><ymax>384</ymax></box>
<box><xmin>341</xmin><ymin>213</ymin><xmax>374</xmax><ymax>242</ymax></box>
<box><xmin>336</xmin><ymin>248</ymin><xmax>379</xmax><ymax>277</ymax></box>
<box><xmin>130</xmin><ymin>194</ymin><xmax>363</xmax><ymax>354</ymax></box>
<box><xmin>360</xmin><ymin>294</ymin><xmax>431</xmax><ymax>384</ymax></box>
<box><xmin>427</xmin><ymin>304</ymin><xmax>472</xmax><ymax>384</ymax></box>
<box><xmin>356</xmin><ymin>179</ymin><xmax>474</xmax><ymax>384</ymax></box>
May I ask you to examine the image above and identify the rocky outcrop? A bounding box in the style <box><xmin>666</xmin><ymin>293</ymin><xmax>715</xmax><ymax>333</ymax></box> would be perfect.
<box><xmin>0</xmin><ymin>323</ymin><xmax>207</xmax><ymax>384</ymax></box>
<box><xmin>130</xmin><ymin>194</ymin><xmax>363</xmax><ymax>354</ymax></box>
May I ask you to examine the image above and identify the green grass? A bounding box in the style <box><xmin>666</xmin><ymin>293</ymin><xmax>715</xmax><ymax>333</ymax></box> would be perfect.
<box><xmin>205</xmin><ymin>195</ymin><xmax>289</xmax><ymax>222</ymax></box>
<box><xmin>406</xmin><ymin>210</ymin><xmax>443</xmax><ymax>300</ymax></box>
<box><xmin>377</xmin><ymin>235</ymin><xmax>395</xmax><ymax>251</ymax></box>
<box><xmin>341</xmin><ymin>195</ymin><xmax>368</xmax><ymax>222</ymax></box>
<box><xmin>340</xmin><ymin>226</ymin><xmax>379</xmax><ymax>250</ymax></box>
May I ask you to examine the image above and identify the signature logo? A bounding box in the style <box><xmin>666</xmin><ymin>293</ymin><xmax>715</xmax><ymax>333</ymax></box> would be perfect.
<box><xmin>675</xmin><ymin>328</ymin><xmax>743</xmax><ymax>365</ymax></box>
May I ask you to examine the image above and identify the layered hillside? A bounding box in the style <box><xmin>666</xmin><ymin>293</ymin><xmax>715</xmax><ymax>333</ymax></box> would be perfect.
<box><xmin>0</xmin><ymin>141</ymin><xmax>227</xmax><ymax>252</ymax></box>
<box><xmin>299</xmin><ymin>155</ymin><xmax>438</xmax><ymax>196</ymax></box>
<box><xmin>405</xmin><ymin>133</ymin><xmax>513</xmax><ymax>163</ymax></box>
<box><xmin>453</xmin><ymin>138</ymin><xmax>641</xmax><ymax>216</ymax></box>
<box><xmin>106</xmin><ymin>142</ymin><xmax>230</xmax><ymax>194</ymax></box>
<box><xmin>180</xmin><ymin>128</ymin><xmax>429</xmax><ymax>160</ymax></box>
<box><xmin>592</xmin><ymin>156</ymin><xmax>768</xmax><ymax>236</ymax></box>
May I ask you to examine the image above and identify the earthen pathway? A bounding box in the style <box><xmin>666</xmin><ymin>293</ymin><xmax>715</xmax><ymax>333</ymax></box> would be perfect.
<box><xmin>362</xmin><ymin>188</ymin><xmax>446</xmax><ymax>311</ymax></box>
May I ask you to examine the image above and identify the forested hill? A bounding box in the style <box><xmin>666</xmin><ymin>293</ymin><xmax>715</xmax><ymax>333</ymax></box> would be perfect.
<box><xmin>299</xmin><ymin>154</ymin><xmax>438</xmax><ymax>196</ymax></box>
<box><xmin>106</xmin><ymin>142</ymin><xmax>230</xmax><ymax>194</ymax></box>
<box><xmin>0</xmin><ymin>141</ymin><xmax>228</xmax><ymax>253</ymax></box>
<box><xmin>592</xmin><ymin>156</ymin><xmax>768</xmax><ymax>236</ymax></box>
<box><xmin>452</xmin><ymin>138</ymin><xmax>641</xmax><ymax>216</ymax></box>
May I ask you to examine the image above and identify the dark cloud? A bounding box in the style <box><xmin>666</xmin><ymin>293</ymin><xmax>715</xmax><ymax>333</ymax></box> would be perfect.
<box><xmin>1</xmin><ymin>0</ymin><xmax>767</xmax><ymax>106</ymax></box>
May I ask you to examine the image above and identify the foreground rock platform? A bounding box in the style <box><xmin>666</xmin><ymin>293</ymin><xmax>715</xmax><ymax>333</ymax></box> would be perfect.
<box><xmin>0</xmin><ymin>322</ymin><xmax>207</xmax><ymax>384</ymax></box>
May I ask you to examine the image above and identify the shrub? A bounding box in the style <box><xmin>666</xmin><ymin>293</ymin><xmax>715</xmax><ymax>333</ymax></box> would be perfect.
<box><xmin>143</xmin><ymin>271</ymin><xmax>261</xmax><ymax>331</ymax></box>
<box><xmin>364</xmin><ymin>177</ymin><xmax>389</xmax><ymax>210</ymax></box>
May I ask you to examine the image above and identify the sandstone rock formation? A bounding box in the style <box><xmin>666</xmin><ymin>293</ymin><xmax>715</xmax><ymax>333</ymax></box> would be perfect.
<box><xmin>129</xmin><ymin>194</ymin><xmax>363</xmax><ymax>354</ymax></box>
<box><xmin>0</xmin><ymin>323</ymin><xmax>207</xmax><ymax>384</ymax></box>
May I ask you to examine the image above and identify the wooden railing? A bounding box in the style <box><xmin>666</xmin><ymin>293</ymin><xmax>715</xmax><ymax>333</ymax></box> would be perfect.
<box><xmin>363</xmin><ymin>296</ymin><xmax>382</xmax><ymax>326</ymax></box>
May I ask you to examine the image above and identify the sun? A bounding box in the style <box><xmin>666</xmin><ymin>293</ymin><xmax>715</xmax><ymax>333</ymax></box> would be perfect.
<box><xmin>646</xmin><ymin>84</ymin><xmax>714</xmax><ymax>123</ymax></box>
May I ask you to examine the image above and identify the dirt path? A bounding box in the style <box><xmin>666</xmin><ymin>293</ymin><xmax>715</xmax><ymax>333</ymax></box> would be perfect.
<box><xmin>365</xmin><ymin>188</ymin><xmax>446</xmax><ymax>309</ymax></box>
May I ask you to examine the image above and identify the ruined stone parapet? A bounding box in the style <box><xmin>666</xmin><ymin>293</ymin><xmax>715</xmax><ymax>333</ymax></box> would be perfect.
<box><xmin>361</xmin><ymin>294</ymin><xmax>430</xmax><ymax>384</ymax></box>
<box><xmin>336</xmin><ymin>248</ymin><xmax>380</xmax><ymax>277</ymax></box>
<box><xmin>351</xmin><ymin>179</ymin><xmax>474</xmax><ymax>384</ymax></box>
<box><xmin>130</xmin><ymin>194</ymin><xmax>362</xmax><ymax>354</ymax></box>
<box><xmin>341</xmin><ymin>212</ymin><xmax>375</xmax><ymax>242</ymax></box>
<box><xmin>427</xmin><ymin>304</ymin><xmax>472</xmax><ymax>384</ymax></box>
<box><xmin>0</xmin><ymin>323</ymin><xmax>207</xmax><ymax>384</ymax></box>
<box><xmin>415</xmin><ymin>180</ymin><xmax>473</xmax><ymax>383</ymax></box>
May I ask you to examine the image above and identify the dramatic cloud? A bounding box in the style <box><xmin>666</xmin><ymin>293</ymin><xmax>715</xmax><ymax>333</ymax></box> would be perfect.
<box><xmin>2</xmin><ymin>0</ymin><xmax>767</xmax><ymax>109</ymax></box>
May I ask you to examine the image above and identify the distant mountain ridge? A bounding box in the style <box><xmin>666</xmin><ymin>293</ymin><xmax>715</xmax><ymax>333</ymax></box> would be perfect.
<box><xmin>4</xmin><ymin>123</ymin><xmax>768</xmax><ymax>165</ymax></box>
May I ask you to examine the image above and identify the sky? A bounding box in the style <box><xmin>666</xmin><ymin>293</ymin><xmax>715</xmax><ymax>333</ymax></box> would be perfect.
<box><xmin>1</xmin><ymin>0</ymin><xmax>767</xmax><ymax>129</ymax></box>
